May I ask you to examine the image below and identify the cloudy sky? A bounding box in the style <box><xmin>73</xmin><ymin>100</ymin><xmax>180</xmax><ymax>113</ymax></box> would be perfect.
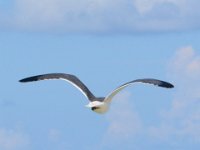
<box><xmin>1</xmin><ymin>0</ymin><xmax>200</xmax><ymax>33</ymax></box>
<box><xmin>0</xmin><ymin>0</ymin><xmax>200</xmax><ymax>150</ymax></box>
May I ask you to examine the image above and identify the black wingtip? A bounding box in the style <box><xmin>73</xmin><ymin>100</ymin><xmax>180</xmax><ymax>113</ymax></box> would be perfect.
<box><xmin>162</xmin><ymin>81</ymin><xmax>175</xmax><ymax>88</ymax></box>
<box><xmin>19</xmin><ymin>78</ymin><xmax>29</xmax><ymax>83</ymax></box>
<box><xmin>170</xmin><ymin>84</ymin><xmax>174</xmax><ymax>88</ymax></box>
<box><xmin>158</xmin><ymin>81</ymin><xmax>174</xmax><ymax>88</ymax></box>
<box><xmin>19</xmin><ymin>79</ymin><xmax>27</xmax><ymax>82</ymax></box>
<box><xmin>19</xmin><ymin>76</ymin><xmax>39</xmax><ymax>83</ymax></box>
<box><xmin>166</xmin><ymin>83</ymin><xmax>174</xmax><ymax>88</ymax></box>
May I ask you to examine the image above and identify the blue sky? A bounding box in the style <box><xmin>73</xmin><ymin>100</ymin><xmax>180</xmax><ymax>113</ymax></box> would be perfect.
<box><xmin>0</xmin><ymin>0</ymin><xmax>200</xmax><ymax>150</ymax></box>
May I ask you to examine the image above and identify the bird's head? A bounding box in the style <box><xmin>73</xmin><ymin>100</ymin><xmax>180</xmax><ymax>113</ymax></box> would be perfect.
<box><xmin>85</xmin><ymin>100</ymin><xmax>109</xmax><ymax>114</ymax></box>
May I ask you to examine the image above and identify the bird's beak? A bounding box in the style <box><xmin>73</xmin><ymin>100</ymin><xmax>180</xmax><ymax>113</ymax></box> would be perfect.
<box><xmin>85</xmin><ymin>102</ymin><xmax>97</xmax><ymax>108</ymax></box>
<box><xmin>85</xmin><ymin>103</ymin><xmax>92</xmax><ymax>108</ymax></box>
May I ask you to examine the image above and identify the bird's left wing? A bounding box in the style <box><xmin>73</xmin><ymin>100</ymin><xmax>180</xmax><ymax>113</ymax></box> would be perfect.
<box><xmin>104</xmin><ymin>78</ymin><xmax>174</xmax><ymax>103</ymax></box>
<box><xmin>19</xmin><ymin>73</ymin><xmax>96</xmax><ymax>101</ymax></box>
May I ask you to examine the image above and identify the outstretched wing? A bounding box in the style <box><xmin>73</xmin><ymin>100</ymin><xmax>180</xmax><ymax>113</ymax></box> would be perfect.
<box><xmin>104</xmin><ymin>78</ymin><xmax>174</xmax><ymax>103</ymax></box>
<box><xmin>19</xmin><ymin>73</ymin><xmax>96</xmax><ymax>101</ymax></box>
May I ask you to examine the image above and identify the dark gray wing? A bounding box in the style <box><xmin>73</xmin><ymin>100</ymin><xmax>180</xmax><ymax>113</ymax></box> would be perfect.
<box><xmin>104</xmin><ymin>78</ymin><xmax>174</xmax><ymax>103</ymax></box>
<box><xmin>19</xmin><ymin>73</ymin><xmax>96</xmax><ymax>101</ymax></box>
<box><xmin>132</xmin><ymin>79</ymin><xmax>174</xmax><ymax>88</ymax></box>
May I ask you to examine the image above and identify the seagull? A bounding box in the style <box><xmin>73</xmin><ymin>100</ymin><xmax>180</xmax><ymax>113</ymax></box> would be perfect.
<box><xmin>19</xmin><ymin>73</ymin><xmax>174</xmax><ymax>114</ymax></box>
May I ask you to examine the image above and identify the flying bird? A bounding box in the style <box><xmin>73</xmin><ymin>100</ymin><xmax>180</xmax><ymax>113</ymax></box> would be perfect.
<box><xmin>19</xmin><ymin>73</ymin><xmax>174</xmax><ymax>114</ymax></box>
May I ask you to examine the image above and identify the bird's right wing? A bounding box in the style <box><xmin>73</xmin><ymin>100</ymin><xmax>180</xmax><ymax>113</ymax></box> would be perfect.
<box><xmin>104</xmin><ymin>78</ymin><xmax>174</xmax><ymax>103</ymax></box>
<box><xmin>19</xmin><ymin>73</ymin><xmax>96</xmax><ymax>101</ymax></box>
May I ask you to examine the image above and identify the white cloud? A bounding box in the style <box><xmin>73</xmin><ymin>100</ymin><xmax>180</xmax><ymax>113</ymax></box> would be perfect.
<box><xmin>1</xmin><ymin>0</ymin><xmax>200</xmax><ymax>33</ymax></box>
<box><xmin>48</xmin><ymin>128</ymin><xmax>62</xmax><ymax>142</ymax></box>
<box><xmin>0</xmin><ymin>128</ymin><xmax>29</xmax><ymax>150</ymax></box>
<box><xmin>132</xmin><ymin>0</ymin><xmax>185</xmax><ymax>14</ymax></box>
<box><xmin>105</xmin><ymin>92</ymin><xmax>142</xmax><ymax>140</ymax></box>
<box><xmin>149</xmin><ymin>46</ymin><xmax>200</xmax><ymax>143</ymax></box>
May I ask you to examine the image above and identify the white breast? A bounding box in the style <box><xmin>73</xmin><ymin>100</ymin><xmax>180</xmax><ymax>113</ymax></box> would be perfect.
<box><xmin>94</xmin><ymin>104</ymin><xmax>109</xmax><ymax>114</ymax></box>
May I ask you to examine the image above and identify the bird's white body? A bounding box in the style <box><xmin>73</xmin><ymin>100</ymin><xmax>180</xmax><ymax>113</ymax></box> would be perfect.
<box><xmin>86</xmin><ymin>101</ymin><xmax>110</xmax><ymax>114</ymax></box>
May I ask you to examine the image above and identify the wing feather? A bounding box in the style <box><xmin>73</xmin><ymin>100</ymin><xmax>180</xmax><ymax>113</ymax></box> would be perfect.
<box><xmin>104</xmin><ymin>78</ymin><xmax>174</xmax><ymax>103</ymax></box>
<box><xmin>19</xmin><ymin>73</ymin><xmax>95</xmax><ymax>101</ymax></box>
